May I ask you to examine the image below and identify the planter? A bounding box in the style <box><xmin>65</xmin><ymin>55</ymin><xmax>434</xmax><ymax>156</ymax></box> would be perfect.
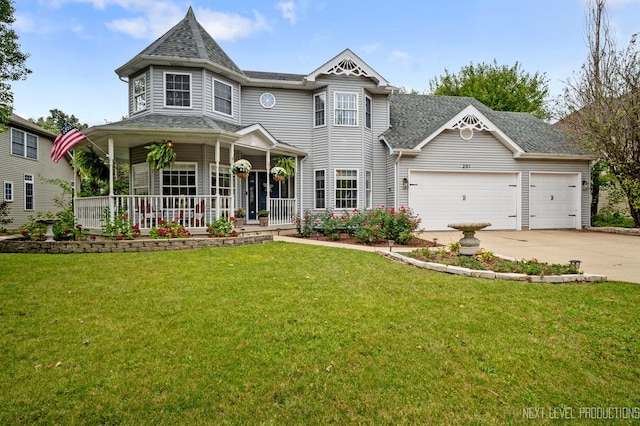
<box><xmin>234</xmin><ymin>218</ymin><xmax>244</xmax><ymax>227</ymax></box>
<box><xmin>236</xmin><ymin>172</ymin><xmax>249</xmax><ymax>179</ymax></box>
<box><xmin>259</xmin><ymin>217</ymin><xmax>269</xmax><ymax>227</ymax></box>
<box><xmin>273</xmin><ymin>175</ymin><xmax>285</xmax><ymax>182</ymax></box>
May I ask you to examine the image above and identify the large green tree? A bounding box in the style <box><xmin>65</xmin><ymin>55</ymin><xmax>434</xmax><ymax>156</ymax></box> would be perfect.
<box><xmin>429</xmin><ymin>60</ymin><xmax>551</xmax><ymax>120</ymax></box>
<box><xmin>560</xmin><ymin>0</ymin><xmax>640</xmax><ymax>227</ymax></box>
<box><xmin>31</xmin><ymin>108</ymin><xmax>88</xmax><ymax>134</ymax></box>
<box><xmin>0</xmin><ymin>0</ymin><xmax>31</xmax><ymax>129</ymax></box>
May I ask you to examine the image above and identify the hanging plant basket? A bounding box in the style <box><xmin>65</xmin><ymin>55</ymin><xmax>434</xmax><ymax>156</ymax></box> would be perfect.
<box><xmin>145</xmin><ymin>141</ymin><xmax>176</xmax><ymax>170</ymax></box>
<box><xmin>232</xmin><ymin>159</ymin><xmax>252</xmax><ymax>178</ymax></box>
<box><xmin>270</xmin><ymin>166</ymin><xmax>287</xmax><ymax>182</ymax></box>
<box><xmin>273</xmin><ymin>156</ymin><xmax>296</xmax><ymax>180</ymax></box>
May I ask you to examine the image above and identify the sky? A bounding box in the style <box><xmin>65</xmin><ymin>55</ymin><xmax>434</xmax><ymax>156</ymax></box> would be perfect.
<box><xmin>10</xmin><ymin>0</ymin><xmax>640</xmax><ymax>126</ymax></box>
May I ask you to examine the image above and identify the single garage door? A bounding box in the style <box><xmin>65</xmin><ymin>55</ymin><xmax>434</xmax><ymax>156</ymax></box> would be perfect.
<box><xmin>409</xmin><ymin>171</ymin><xmax>519</xmax><ymax>231</ymax></box>
<box><xmin>529</xmin><ymin>173</ymin><xmax>579</xmax><ymax>229</ymax></box>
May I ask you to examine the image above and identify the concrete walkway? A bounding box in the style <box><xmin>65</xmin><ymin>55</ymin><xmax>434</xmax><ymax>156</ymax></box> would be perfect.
<box><xmin>276</xmin><ymin>230</ymin><xmax>640</xmax><ymax>284</ymax></box>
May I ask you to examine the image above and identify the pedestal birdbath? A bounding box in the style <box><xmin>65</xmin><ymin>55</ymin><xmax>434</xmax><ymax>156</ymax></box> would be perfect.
<box><xmin>36</xmin><ymin>218</ymin><xmax>60</xmax><ymax>242</ymax></box>
<box><xmin>448</xmin><ymin>222</ymin><xmax>491</xmax><ymax>256</ymax></box>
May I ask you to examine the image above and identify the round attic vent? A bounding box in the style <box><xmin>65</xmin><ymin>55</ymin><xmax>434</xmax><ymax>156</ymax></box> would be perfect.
<box><xmin>459</xmin><ymin>127</ymin><xmax>473</xmax><ymax>140</ymax></box>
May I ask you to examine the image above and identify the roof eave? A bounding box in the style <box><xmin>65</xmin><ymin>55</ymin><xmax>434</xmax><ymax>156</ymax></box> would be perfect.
<box><xmin>116</xmin><ymin>55</ymin><xmax>247</xmax><ymax>82</ymax></box>
<box><xmin>517</xmin><ymin>152</ymin><xmax>596</xmax><ymax>161</ymax></box>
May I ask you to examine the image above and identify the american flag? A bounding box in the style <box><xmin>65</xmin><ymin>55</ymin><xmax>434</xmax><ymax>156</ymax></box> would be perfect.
<box><xmin>51</xmin><ymin>121</ymin><xmax>87</xmax><ymax>163</ymax></box>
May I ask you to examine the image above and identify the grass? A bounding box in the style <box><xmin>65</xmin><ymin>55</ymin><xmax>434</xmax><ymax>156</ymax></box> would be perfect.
<box><xmin>1</xmin><ymin>241</ymin><xmax>639</xmax><ymax>425</ymax></box>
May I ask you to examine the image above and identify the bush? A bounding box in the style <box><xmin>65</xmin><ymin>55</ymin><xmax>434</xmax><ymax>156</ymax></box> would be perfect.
<box><xmin>592</xmin><ymin>213</ymin><xmax>635</xmax><ymax>228</ymax></box>
<box><xmin>206</xmin><ymin>217</ymin><xmax>236</xmax><ymax>238</ymax></box>
<box><xmin>149</xmin><ymin>220</ymin><xmax>191</xmax><ymax>239</ymax></box>
<box><xmin>102</xmin><ymin>210</ymin><xmax>141</xmax><ymax>240</ymax></box>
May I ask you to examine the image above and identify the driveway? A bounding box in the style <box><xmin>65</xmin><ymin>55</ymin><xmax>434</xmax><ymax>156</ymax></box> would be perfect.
<box><xmin>416</xmin><ymin>229</ymin><xmax>640</xmax><ymax>284</ymax></box>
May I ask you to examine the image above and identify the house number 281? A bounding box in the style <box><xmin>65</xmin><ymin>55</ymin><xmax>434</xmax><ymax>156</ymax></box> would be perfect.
<box><xmin>462</xmin><ymin>164</ymin><xmax>471</xmax><ymax>169</ymax></box>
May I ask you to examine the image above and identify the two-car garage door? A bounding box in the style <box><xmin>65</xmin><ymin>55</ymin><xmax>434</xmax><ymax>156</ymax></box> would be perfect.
<box><xmin>408</xmin><ymin>171</ymin><xmax>580</xmax><ymax>231</ymax></box>
<box><xmin>409</xmin><ymin>171</ymin><xmax>519</xmax><ymax>231</ymax></box>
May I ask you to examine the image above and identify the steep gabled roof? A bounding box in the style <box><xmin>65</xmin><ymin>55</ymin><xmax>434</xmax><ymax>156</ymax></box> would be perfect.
<box><xmin>306</xmin><ymin>49</ymin><xmax>393</xmax><ymax>92</ymax></box>
<box><xmin>382</xmin><ymin>94</ymin><xmax>585</xmax><ymax>156</ymax></box>
<box><xmin>9</xmin><ymin>113</ymin><xmax>56</xmax><ymax>139</ymax></box>
<box><xmin>116</xmin><ymin>7</ymin><xmax>243</xmax><ymax>78</ymax></box>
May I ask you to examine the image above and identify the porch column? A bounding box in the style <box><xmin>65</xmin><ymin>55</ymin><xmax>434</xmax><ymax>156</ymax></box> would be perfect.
<box><xmin>215</xmin><ymin>140</ymin><xmax>220</xmax><ymax>219</ymax></box>
<box><xmin>265</xmin><ymin>151</ymin><xmax>271</xmax><ymax>216</ymax></box>
<box><xmin>230</xmin><ymin>144</ymin><xmax>235</xmax><ymax>216</ymax></box>
<box><xmin>108</xmin><ymin>137</ymin><xmax>115</xmax><ymax>223</ymax></box>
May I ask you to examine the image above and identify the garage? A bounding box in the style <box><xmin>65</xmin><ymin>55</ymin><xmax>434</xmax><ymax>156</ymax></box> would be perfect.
<box><xmin>409</xmin><ymin>171</ymin><xmax>519</xmax><ymax>231</ymax></box>
<box><xmin>529</xmin><ymin>172</ymin><xmax>580</xmax><ymax>229</ymax></box>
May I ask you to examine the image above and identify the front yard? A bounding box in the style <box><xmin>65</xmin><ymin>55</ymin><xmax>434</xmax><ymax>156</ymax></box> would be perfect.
<box><xmin>1</xmin><ymin>242</ymin><xmax>638</xmax><ymax>424</ymax></box>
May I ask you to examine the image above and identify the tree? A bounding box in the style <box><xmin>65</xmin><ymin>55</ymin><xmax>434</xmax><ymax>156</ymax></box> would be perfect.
<box><xmin>31</xmin><ymin>109</ymin><xmax>88</xmax><ymax>134</ymax></box>
<box><xmin>0</xmin><ymin>0</ymin><xmax>31</xmax><ymax>129</ymax></box>
<box><xmin>560</xmin><ymin>0</ymin><xmax>640</xmax><ymax>227</ymax></box>
<box><xmin>429</xmin><ymin>60</ymin><xmax>551</xmax><ymax>120</ymax></box>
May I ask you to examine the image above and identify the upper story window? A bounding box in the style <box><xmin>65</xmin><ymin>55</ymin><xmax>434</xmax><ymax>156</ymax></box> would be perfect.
<box><xmin>213</xmin><ymin>79</ymin><xmax>232</xmax><ymax>116</ymax></box>
<box><xmin>365</xmin><ymin>95</ymin><xmax>372</xmax><ymax>129</ymax></box>
<box><xmin>314</xmin><ymin>93</ymin><xmax>326</xmax><ymax>127</ymax></box>
<box><xmin>133</xmin><ymin>75</ymin><xmax>147</xmax><ymax>112</ymax></box>
<box><xmin>11</xmin><ymin>128</ymin><xmax>38</xmax><ymax>160</ymax></box>
<box><xmin>334</xmin><ymin>92</ymin><xmax>358</xmax><ymax>126</ymax></box>
<box><xmin>165</xmin><ymin>72</ymin><xmax>191</xmax><ymax>108</ymax></box>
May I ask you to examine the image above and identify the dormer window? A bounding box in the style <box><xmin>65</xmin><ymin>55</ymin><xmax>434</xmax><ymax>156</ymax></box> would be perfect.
<box><xmin>213</xmin><ymin>79</ymin><xmax>232</xmax><ymax>116</ymax></box>
<box><xmin>133</xmin><ymin>75</ymin><xmax>147</xmax><ymax>112</ymax></box>
<box><xmin>334</xmin><ymin>92</ymin><xmax>358</xmax><ymax>126</ymax></box>
<box><xmin>165</xmin><ymin>72</ymin><xmax>191</xmax><ymax>108</ymax></box>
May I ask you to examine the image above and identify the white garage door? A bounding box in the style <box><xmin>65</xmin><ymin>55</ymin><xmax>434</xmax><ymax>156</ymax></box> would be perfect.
<box><xmin>529</xmin><ymin>173</ymin><xmax>579</xmax><ymax>229</ymax></box>
<box><xmin>409</xmin><ymin>171</ymin><xmax>519</xmax><ymax>231</ymax></box>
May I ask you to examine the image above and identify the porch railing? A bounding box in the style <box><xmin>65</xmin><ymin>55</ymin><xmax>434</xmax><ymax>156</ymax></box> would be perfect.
<box><xmin>75</xmin><ymin>195</ymin><xmax>295</xmax><ymax>231</ymax></box>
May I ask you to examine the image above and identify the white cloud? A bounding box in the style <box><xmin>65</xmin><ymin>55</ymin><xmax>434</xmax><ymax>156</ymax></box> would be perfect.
<box><xmin>359</xmin><ymin>43</ymin><xmax>381</xmax><ymax>55</ymax></box>
<box><xmin>196</xmin><ymin>9</ymin><xmax>271</xmax><ymax>41</ymax></box>
<box><xmin>277</xmin><ymin>1</ymin><xmax>297</xmax><ymax>24</ymax></box>
<box><xmin>390</xmin><ymin>50</ymin><xmax>417</xmax><ymax>71</ymax></box>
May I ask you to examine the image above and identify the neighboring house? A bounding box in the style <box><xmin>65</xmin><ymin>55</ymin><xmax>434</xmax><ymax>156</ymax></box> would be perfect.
<box><xmin>0</xmin><ymin>114</ymin><xmax>73</xmax><ymax>229</ymax></box>
<box><xmin>77</xmin><ymin>7</ymin><xmax>593</xmax><ymax>232</ymax></box>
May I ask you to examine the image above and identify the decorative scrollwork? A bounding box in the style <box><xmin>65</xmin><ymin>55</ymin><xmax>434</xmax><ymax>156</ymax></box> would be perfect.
<box><xmin>325</xmin><ymin>59</ymin><xmax>369</xmax><ymax>77</ymax></box>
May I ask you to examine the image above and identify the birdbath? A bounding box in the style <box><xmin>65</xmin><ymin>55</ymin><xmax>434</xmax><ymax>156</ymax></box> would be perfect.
<box><xmin>36</xmin><ymin>218</ymin><xmax>60</xmax><ymax>242</ymax></box>
<box><xmin>448</xmin><ymin>222</ymin><xmax>491</xmax><ymax>256</ymax></box>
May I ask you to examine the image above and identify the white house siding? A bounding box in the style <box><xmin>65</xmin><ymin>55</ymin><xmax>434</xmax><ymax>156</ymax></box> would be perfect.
<box><xmin>397</xmin><ymin>129</ymin><xmax>590</xmax><ymax>230</ymax></box>
<box><xmin>1</xmin><ymin>121</ymin><xmax>73</xmax><ymax>229</ymax></box>
<box><xmin>371</xmin><ymin>94</ymin><xmax>389</xmax><ymax>208</ymax></box>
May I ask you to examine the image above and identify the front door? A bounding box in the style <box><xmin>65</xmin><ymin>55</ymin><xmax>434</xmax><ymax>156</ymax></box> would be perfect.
<box><xmin>247</xmin><ymin>171</ymin><xmax>268</xmax><ymax>221</ymax></box>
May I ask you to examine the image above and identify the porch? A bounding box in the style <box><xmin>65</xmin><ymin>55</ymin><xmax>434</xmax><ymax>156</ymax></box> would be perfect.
<box><xmin>75</xmin><ymin>195</ymin><xmax>297</xmax><ymax>233</ymax></box>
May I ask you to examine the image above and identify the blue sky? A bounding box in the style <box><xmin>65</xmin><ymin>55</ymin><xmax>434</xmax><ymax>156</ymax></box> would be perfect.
<box><xmin>11</xmin><ymin>0</ymin><xmax>640</xmax><ymax>126</ymax></box>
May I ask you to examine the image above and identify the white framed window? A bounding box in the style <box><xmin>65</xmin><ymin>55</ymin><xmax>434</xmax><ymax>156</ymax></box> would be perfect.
<box><xmin>365</xmin><ymin>170</ymin><xmax>372</xmax><ymax>209</ymax></box>
<box><xmin>314</xmin><ymin>92</ymin><xmax>326</xmax><ymax>127</ymax></box>
<box><xmin>11</xmin><ymin>128</ymin><xmax>38</xmax><ymax>160</ymax></box>
<box><xmin>162</xmin><ymin>163</ymin><xmax>197</xmax><ymax>196</ymax></box>
<box><xmin>334</xmin><ymin>92</ymin><xmax>358</xmax><ymax>126</ymax></box>
<box><xmin>314</xmin><ymin>169</ymin><xmax>326</xmax><ymax>209</ymax></box>
<box><xmin>210</xmin><ymin>164</ymin><xmax>231</xmax><ymax>197</ymax></box>
<box><xmin>213</xmin><ymin>79</ymin><xmax>233</xmax><ymax>116</ymax></box>
<box><xmin>335</xmin><ymin>169</ymin><xmax>358</xmax><ymax>209</ymax></box>
<box><xmin>164</xmin><ymin>72</ymin><xmax>191</xmax><ymax>107</ymax></box>
<box><xmin>24</xmin><ymin>175</ymin><xmax>34</xmax><ymax>211</ymax></box>
<box><xmin>133</xmin><ymin>75</ymin><xmax>147</xmax><ymax>112</ymax></box>
<box><xmin>132</xmin><ymin>163</ymin><xmax>149</xmax><ymax>195</ymax></box>
<box><xmin>365</xmin><ymin>95</ymin><xmax>372</xmax><ymax>129</ymax></box>
<box><xmin>4</xmin><ymin>181</ymin><xmax>14</xmax><ymax>202</ymax></box>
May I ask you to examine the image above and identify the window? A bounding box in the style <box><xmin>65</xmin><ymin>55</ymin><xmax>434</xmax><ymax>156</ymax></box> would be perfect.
<box><xmin>24</xmin><ymin>175</ymin><xmax>34</xmax><ymax>210</ymax></box>
<box><xmin>213</xmin><ymin>79</ymin><xmax>232</xmax><ymax>115</ymax></box>
<box><xmin>132</xmin><ymin>163</ymin><xmax>149</xmax><ymax>195</ymax></box>
<box><xmin>4</xmin><ymin>181</ymin><xmax>13</xmax><ymax>202</ymax></box>
<box><xmin>314</xmin><ymin>170</ymin><xmax>326</xmax><ymax>209</ymax></box>
<box><xmin>11</xmin><ymin>128</ymin><xmax>38</xmax><ymax>159</ymax></box>
<box><xmin>210</xmin><ymin>165</ymin><xmax>231</xmax><ymax>197</ymax></box>
<box><xmin>365</xmin><ymin>170</ymin><xmax>372</xmax><ymax>209</ymax></box>
<box><xmin>165</xmin><ymin>73</ymin><xmax>191</xmax><ymax>107</ymax></box>
<box><xmin>334</xmin><ymin>92</ymin><xmax>358</xmax><ymax>126</ymax></box>
<box><xmin>133</xmin><ymin>75</ymin><xmax>147</xmax><ymax>112</ymax></box>
<box><xmin>314</xmin><ymin>93</ymin><xmax>326</xmax><ymax>127</ymax></box>
<box><xmin>162</xmin><ymin>163</ymin><xmax>197</xmax><ymax>196</ymax></box>
<box><xmin>335</xmin><ymin>169</ymin><xmax>357</xmax><ymax>209</ymax></box>
<box><xmin>365</xmin><ymin>96</ymin><xmax>372</xmax><ymax>129</ymax></box>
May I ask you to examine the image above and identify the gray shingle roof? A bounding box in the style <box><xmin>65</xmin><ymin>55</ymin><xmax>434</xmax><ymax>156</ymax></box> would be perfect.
<box><xmin>96</xmin><ymin>114</ymin><xmax>242</xmax><ymax>133</ymax></box>
<box><xmin>243</xmin><ymin>70</ymin><xmax>306</xmax><ymax>82</ymax></box>
<box><xmin>133</xmin><ymin>7</ymin><xmax>243</xmax><ymax>75</ymax></box>
<box><xmin>384</xmin><ymin>94</ymin><xmax>583</xmax><ymax>155</ymax></box>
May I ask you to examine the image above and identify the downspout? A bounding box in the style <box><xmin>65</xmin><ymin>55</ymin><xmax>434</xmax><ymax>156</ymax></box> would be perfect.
<box><xmin>394</xmin><ymin>151</ymin><xmax>402</xmax><ymax>209</ymax></box>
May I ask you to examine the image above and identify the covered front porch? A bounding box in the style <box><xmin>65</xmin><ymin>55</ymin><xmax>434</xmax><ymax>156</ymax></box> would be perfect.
<box><xmin>75</xmin><ymin>117</ymin><xmax>305</xmax><ymax>234</ymax></box>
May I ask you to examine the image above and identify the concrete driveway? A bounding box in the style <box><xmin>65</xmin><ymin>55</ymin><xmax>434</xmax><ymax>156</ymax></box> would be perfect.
<box><xmin>416</xmin><ymin>229</ymin><xmax>640</xmax><ymax>284</ymax></box>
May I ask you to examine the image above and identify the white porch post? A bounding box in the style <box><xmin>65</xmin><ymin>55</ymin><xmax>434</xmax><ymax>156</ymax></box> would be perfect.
<box><xmin>230</xmin><ymin>144</ymin><xmax>235</xmax><ymax>216</ymax></box>
<box><xmin>108</xmin><ymin>137</ymin><xmax>115</xmax><ymax>223</ymax></box>
<box><xmin>265</xmin><ymin>151</ymin><xmax>271</xmax><ymax>216</ymax></box>
<box><xmin>215</xmin><ymin>141</ymin><xmax>220</xmax><ymax>219</ymax></box>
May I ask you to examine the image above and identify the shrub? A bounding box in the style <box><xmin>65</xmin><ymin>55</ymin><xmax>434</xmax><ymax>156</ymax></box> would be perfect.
<box><xmin>149</xmin><ymin>220</ymin><xmax>191</xmax><ymax>239</ymax></box>
<box><xmin>102</xmin><ymin>210</ymin><xmax>141</xmax><ymax>240</ymax></box>
<box><xmin>206</xmin><ymin>217</ymin><xmax>236</xmax><ymax>238</ymax></box>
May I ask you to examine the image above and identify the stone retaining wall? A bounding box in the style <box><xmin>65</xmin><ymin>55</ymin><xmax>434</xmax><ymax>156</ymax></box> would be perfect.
<box><xmin>0</xmin><ymin>235</ymin><xmax>273</xmax><ymax>254</ymax></box>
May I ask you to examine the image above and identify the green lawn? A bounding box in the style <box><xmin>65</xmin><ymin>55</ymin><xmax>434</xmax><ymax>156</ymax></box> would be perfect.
<box><xmin>1</xmin><ymin>241</ymin><xmax>638</xmax><ymax>425</ymax></box>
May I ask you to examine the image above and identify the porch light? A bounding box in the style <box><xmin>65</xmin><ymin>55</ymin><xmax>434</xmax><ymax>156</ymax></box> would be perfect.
<box><xmin>166</xmin><ymin>140</ymin><xmax>173</xmax><ymax>147</ymax></box>
<box><xmin>402</xmin><ymin>178</ymin><xmax>409</xmax><ymax>190</ymax></box>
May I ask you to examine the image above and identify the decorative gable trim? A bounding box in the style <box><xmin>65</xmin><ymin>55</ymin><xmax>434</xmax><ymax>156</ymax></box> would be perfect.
<box><xmin>415</xmin><ymin>104</ymin><xmax>525</xmax><ymax>157</ymax></box>
<box><xmin>305</xmin><ymin>49</ymin><xmax>390</xmax><ymax>88</ymax></box>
